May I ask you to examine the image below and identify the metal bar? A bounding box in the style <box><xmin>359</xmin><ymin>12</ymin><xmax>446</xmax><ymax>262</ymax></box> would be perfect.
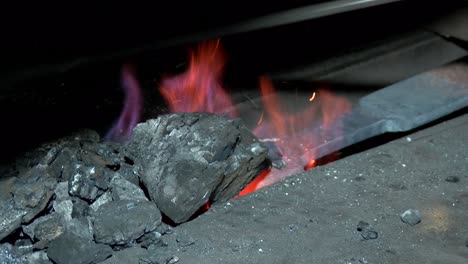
<box><xmin>222</xmin><ymin>0</ymin><xmax>404</xmax><ymax>35</ymax></box>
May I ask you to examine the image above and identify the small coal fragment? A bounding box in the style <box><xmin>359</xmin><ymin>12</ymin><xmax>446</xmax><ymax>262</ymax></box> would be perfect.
<box><xmin>47</xmin><ymin>232</ymin><xmax>112</xmax><ymax>264</ymax></box>
<box><xmin>357</xmin><ymin>221</ymin><xmax>370</xmax><ymax>232</ymax></box>
<box><xmin>100</xmin><ymin>246</ymin><xmax>149</xmax><ymax>264</ymax></box>
<box><xmin>137</xmin><ymin>231</ymin><xmax>167</xmax><ymax>248</ymax></box>
<box><xmin>176</xmin><ymin>233</ymin><xmax>196</xmax><ymax>248</ymax></box>
<box><xmin>260</xmin><ymin>140</ymin><xmax>286</xmax><ymax>169</ymax></box>
<box><xmin>445</xmin><ymin>176</ymin><xmax>460</xmax><ymax>183</ymax></box>
<box><xmin>361</xmin><ymin>229</ymin><xmax>378</xmax><ymax>240</ymax></box>
<box><xmin>109</xmin><ymin>173</ymin><xmax>148</xmax><ymax>202</ymax></box>
<box><xmin>92</xmin><ymin>200</ymin><xmax>161</xmax><ymax>245</ymax></box>
<box><xmin>125</xmin><ymin>113</ymin><xmax>269</xmax><ymax>223</ymax></box>
<box><xmin>356</xmin><ymin>221</ymin><xmax>378</xmax><ymax>240</ymax></box>
<box><xmin>465</xmin><ymin>239</ymin><xmax>468</xmax><ymax>248</ymax></box>
<box><xmin>400</xmin><ymin>209</ymin><xmax>422</xmax><ymax>226</ymax></box>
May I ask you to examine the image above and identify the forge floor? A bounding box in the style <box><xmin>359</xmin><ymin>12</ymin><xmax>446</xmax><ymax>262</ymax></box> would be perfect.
<box><xmin>164</xmin><ymin>113</ymin><xmax>468</xmax><ymax>264</ymax></box>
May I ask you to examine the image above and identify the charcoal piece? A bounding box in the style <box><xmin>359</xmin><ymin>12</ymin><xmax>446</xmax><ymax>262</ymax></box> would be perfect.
<box><xmin>19</xmin><ymin>251</ymin><xmax>53</xmax><ymax>264</ymax></box>
<box><xmin>90</xmin><ymin>192</ymin><xmax>112</xmax><ymax>212</ymax></box>
<box><xmin>260</xmin><ymin>140</ymin><xmax>286</xmax><ymax>169</ymax></box>
<box><xmin>68</xmin><ymin>164</ymin><xmax>101</xmax><ymax>201</ymax></box>
<box><xmin>47</xmin><ymin>232</ymin><xmax>112</xmax><ymax>264</ymax></box>
<box><xmin>22</xmin><ymin>214</ymin><xmax>64</xmax><ymax>244</ymax></box>
<box><xmin>53</xmin><ymin>199</ymin><xmax>73</xmax><ymax>221</ymax></box>
<box><xmin>48</xmin><ymin>147</ymin><xmax>78</xmax><ymax>180</ymax></box>
<box><xmin>400</xmin><ymin>209</ymin><xmax>422</xmax><ymax>225</ymax></box>
<box><xmin>445</xmin><ymin>176</ymin><xmax>460</xmax><ymax>183</ymax></box>
<box><xmin>126</xmin><ymin>113</ymin><xmax>269</xmax><ymax>223</ymax></box>
<box><xmin>156</xmin><ymin>223</ymin><xmax>174</xmax><ymax>235</ymax></box>
<box><xmin>137</xmin><ymin>231</ymin><xmax>166</xmax><ymax>248</ymax></box>
<box><xmin>0</xmin><ymin>201</ymin><xmax>27</xmax><ymax>241</ymax></box>
<box><xmin>54</xmin><ymin>182</ymin><xmax>70</xmax><ymax>201</ymax></box>
<box><xmin>361</xmin><ymin>229</ymin><xmax>378</xmax><ymax>240</ymax></box>
<box><xmin>109</xmin><ymin>173</ymin><xmax>148</xmax><ymax>202</ymax></box>
<box><xmin>71</xmin><ymin>197</ymin><xmax>90</xmax><ymax>218</ymax></box>
<box><xmin>0</xmin><ymin>243</ymin><xmax>19</xmax><ymax>264</ymax></box>
<box><xmin>117</xmin><ymin>163</ymin><xmax>140</xmax><ymax>186</ymax></box>
<box><xmin>13</xmin><ymin>167</ymin><xmax>57</xmax><ymax>223</ymax></box>
<box><xmin>92</xmin><ymin>200</ymin><xmax>161</xmax><ymax>245</ymax></box>
<box><xmin>356</xmin><ymin>221</ymin><xmax>370</xmax><ymax>232</ymax></box>
<box><xmin>13</xmin><ymin>239</ymin><xmax>34</xmax><ymax>255</ymax></box>
<box><xmin>99</xmin><ymin>246</ymin><xmax>149</xmax><ymax>264</ymax></box>
<box><xmin>65</xmin><ymin>217</ymin><xmax>94</xmax><ymax>241</ymax></box>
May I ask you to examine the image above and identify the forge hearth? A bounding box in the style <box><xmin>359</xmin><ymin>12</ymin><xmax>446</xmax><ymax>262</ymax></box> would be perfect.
<box><xmin>2</xmin><ymin>2</ymin><xmax>468</xmax><ymax>263</ymax></box>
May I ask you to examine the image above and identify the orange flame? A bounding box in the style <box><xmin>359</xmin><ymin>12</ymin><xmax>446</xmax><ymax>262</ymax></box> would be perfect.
<box><xmin>159</xmin><ymin>39</ymin><xmax>236</xmax><ymax>116</ymax></box>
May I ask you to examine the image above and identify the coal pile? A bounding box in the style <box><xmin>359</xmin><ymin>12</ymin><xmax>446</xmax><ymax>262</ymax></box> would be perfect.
<box><xmin>0</xmin><ymin>113</ymin><xmax>269</xmax><ymax>264</ymax></box>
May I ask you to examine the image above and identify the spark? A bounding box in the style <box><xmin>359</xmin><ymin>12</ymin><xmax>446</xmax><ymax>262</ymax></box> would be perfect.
<box><xmin>309</xmin><ymin>92</ymin><xmax>316</xmax><ymax>102</ymax></box>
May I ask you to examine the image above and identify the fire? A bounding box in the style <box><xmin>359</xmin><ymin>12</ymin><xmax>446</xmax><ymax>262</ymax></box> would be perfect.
<box><xmin>251</xmin><ymin>77</ymin><xmax>351</xmax><ymax>188</ymax></box>
<box><xmin>106</xmin><ymin>64</ymin><xmax>142</xmax><ymax>142</ymax></box>
<box><xmin>158</xmin><ymin>39</ymin><xmax>351</xmax><ymax>194</ymax></box>
<box><xmin>159</xmin><ymin>39</ymin><xmax>236</xmax><ymax>116</ymax></box>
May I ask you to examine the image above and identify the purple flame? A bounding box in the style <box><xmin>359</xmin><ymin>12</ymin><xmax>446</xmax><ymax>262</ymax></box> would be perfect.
<box><xmin>106</xmin><ymin>64</ymin><xmax>142</xmax><ymax>142</ymax></box>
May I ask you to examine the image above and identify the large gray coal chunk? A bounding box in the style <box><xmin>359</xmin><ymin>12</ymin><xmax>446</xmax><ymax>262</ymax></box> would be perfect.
<box><xmin>126</xmin><ymin>113</ymin><xmax>269</xmax><ymax>223</ymax></box>
<box><xmin>150</xmin><ymin>159</ymin><xmax>224</xmax><ymax>223</ymax></box>
<box><xmin>92</xmin><ymin>200</ymin><xmax>161</xmax><ymax>245</ymax></box>
<box><xmin>47</xmin><ymin>232</ymin><xmax>112</xmax><ymax>264</ymax></box>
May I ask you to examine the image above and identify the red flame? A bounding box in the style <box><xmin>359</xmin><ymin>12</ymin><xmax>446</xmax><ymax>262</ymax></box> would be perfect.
<box><xmin>159</xmin><ymin>39</ymin><xmax>236</xmax><ymax>116</ymax></box>
<box><xmin>158</xmin><ymin>39</ymin><xmax>351</xmax><ymax>195</ymax></box>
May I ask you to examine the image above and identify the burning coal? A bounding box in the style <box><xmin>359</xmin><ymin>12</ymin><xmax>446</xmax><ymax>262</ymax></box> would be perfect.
<box><xmin>157</xmin><ymin>39</ymin><xmax>351</xmax><ymax>193</ymax></box>
<box><xmin>108</xmin><ymin>39</ymin><xmax>350</xmax><ymax>194</ymax></box>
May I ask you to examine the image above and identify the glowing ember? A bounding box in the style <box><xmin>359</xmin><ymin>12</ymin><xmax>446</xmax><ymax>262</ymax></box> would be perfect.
<box><xmin>106</xmin><ymin>64</ymin><xmax>142</xmax><ymax>142</ymax></box>
<box><xmin>158</xmin><ymin>39</ymin><xmax>351</xmax><ymax>194</ymax></box>
<box><xmin>159</xmin><ymin>39</ymin><xmax>236</xmax><ymax>116</ymax></box>
<box><xmin>236</xmin><ymin>168</ymin><xmax>271</xmax><ymax>197</ymax></box>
